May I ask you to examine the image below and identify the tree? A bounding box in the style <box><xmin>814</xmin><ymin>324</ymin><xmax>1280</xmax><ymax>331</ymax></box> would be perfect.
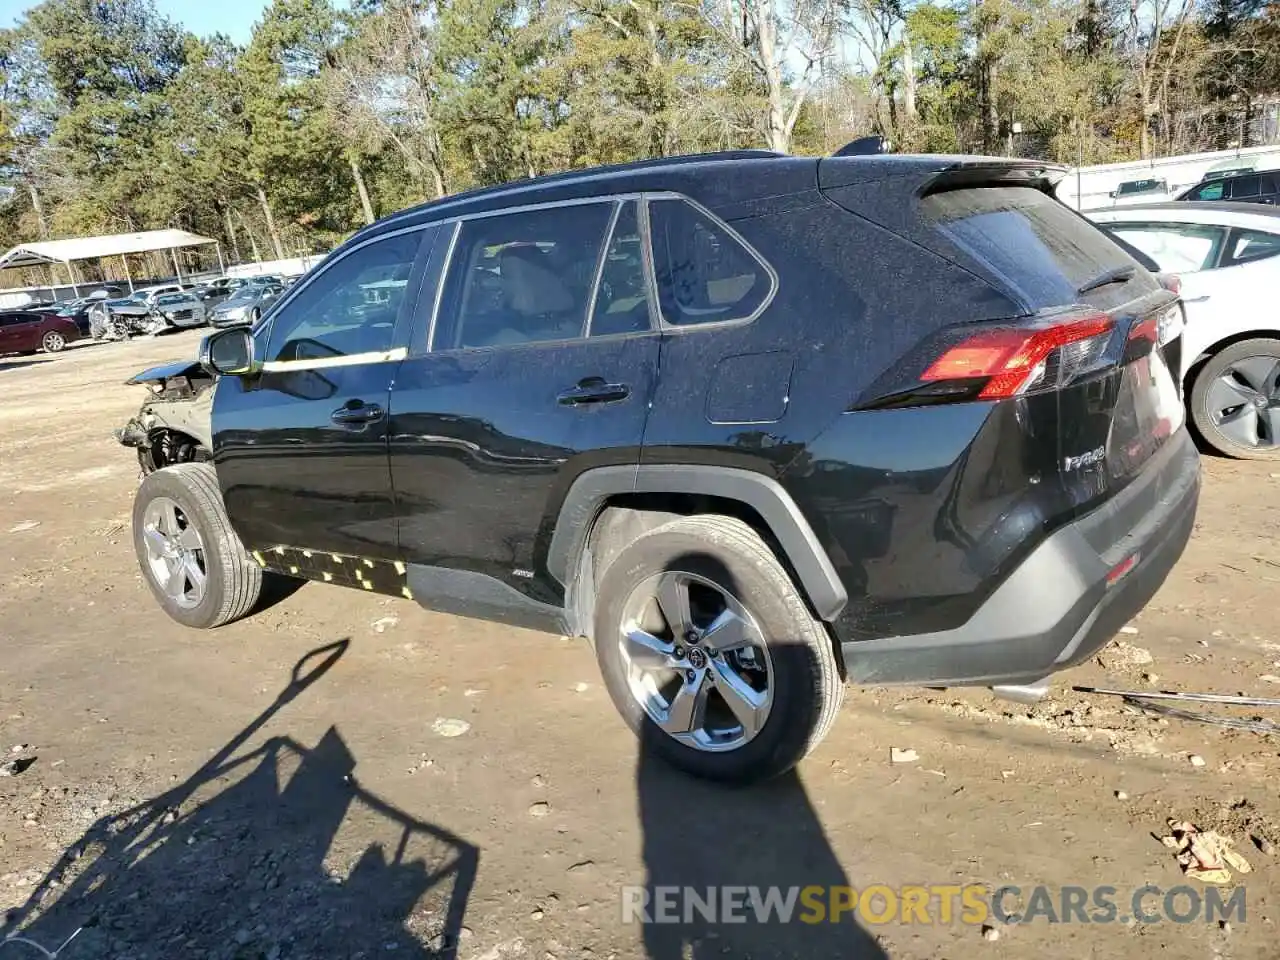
<box><xmin>701</xmin><ymin>0</ymin><xmax>846</xmax><ymax>152</ymax></box>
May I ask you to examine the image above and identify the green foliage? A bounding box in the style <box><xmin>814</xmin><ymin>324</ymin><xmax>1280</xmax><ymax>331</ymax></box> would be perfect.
<box><xmin>0</xmin><ymin>0</ymin><xmax>1275</xmax><ymax>262</ymax></box>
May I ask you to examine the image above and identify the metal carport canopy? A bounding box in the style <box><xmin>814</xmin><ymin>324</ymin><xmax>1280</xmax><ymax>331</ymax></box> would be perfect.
<box><xmin>0</xmin><ymin>229</ymin><xmax>217</xmax><ymax>271</ymax></box>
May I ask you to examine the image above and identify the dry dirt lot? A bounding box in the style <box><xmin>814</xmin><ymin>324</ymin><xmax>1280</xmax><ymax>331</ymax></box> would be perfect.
<box><xmin>1</xmin><ymin>331</ymin><xmax>1279</xmax><ymax>960</ymax></box>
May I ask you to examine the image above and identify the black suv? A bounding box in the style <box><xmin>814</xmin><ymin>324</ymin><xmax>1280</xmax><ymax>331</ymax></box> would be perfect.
<box><xmin>1177</xmin><ymin>170</ymin><xmax>1280</xmax><ymax>204</ymax></box>
<box><xmin>128</xmin><ymin>150</ymin><xmax>1200</xmax><ymax>783</ymax></box>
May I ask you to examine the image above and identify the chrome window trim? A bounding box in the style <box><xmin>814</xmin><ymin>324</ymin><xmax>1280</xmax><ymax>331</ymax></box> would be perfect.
<box><xmin>424</xmin><ymin>197</ymin><xmax>624</xmax><ymax>354</ymax></box>
<box><xmin>257</xmin><ymin>222</ymin><xmax>433</xmax><ymax>370</ymax></box>
<box><xmin>643</xmin><ymin>192</ymin><xmax>780</xmax><ymax>332</ymax></box>
<box><xmin>414</xmin><ymin>188</ymin><xmax>773</xmax><ymax>353</ymax></box>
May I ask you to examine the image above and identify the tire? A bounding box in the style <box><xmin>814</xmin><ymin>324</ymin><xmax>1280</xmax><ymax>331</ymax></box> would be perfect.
<box><xmin>41</xmin><ymin>330</ymin><xmax>66</xmax><ymax>353</ymax></box>
<box><xmin>593</xmin><ymin>514</ymin><xmax>843</xmax><ymax>784</ymax></box>
<box><xmin>1189</xmin><ymin>338</ymin><xmax>1280</xmax><ymax>460</ymax></box>
<box><xmin>132</xmin><ymin>463</ymin><xmax>263</xmax><ymax>628</ymax></box>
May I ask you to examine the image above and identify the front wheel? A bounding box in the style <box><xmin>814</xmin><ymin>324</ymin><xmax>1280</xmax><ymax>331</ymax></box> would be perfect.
<box><xmin>41</xmin><ymin>330</ymin><xmax>66</xmax><ymax>353</ymax></box>
<box><xmin>593</xmin><ymin>514</ymin><xmax>843</xmax><ymax>784</ymax></box>
<box><xmin>1190</xmin><ymin>338</ymin><xmax>1280</xmax><ymax>460</ymax></box>
<box><xmin>132</xmin><ymin>463</ymin><xmax>263</xmax><ymax>628</ymax></box>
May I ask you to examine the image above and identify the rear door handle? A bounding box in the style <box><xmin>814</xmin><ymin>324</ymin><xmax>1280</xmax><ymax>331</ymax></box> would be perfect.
<box><xmin>331</xmin><ymin>401</ymin><xmax>385</xmax><ymax>425</ymax></box>
<box><xmin>558</xmin><ymin>378</ymin><xmax>630</xmax><ymax>405</ymax></box>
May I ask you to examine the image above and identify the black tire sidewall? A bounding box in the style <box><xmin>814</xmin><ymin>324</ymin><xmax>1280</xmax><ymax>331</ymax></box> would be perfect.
<box><xmin>594</xmin><ymin>525</ymin><xmax>829</xmax><ymax>784</ymax></box>
<box><xmin>132</xmin><ymin>469</ymin><xmax>235</xmax><ymax>628</ymax></box>
<box><xmin>1190</xmin><ymin>338</ymin><xmax>1280</xmax><ymax>460</ymax></box>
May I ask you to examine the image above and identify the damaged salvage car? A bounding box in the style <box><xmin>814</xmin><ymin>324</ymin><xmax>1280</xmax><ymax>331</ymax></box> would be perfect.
<box><xmin>119</xmin><ymin>149</ymin><xmax>1200</xmax><ymax>784</ymax></box>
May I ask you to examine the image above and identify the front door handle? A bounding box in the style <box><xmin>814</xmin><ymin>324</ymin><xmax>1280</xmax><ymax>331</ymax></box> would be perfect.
<box><xmin>330</xmin><ymin>400</ymin><xmax>385</xmax><ymax>425</ymax></box>
<box><xmin>558</xmin><ymin>378</ymin><xmax>630</xmax><ymax>406</ymax></box>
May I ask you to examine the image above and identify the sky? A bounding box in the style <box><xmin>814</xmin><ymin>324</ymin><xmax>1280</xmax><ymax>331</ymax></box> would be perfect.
<box><xmin>1</xmin><ymin>0</ymin><xmax>272</xmax><ymax>45</ymax></box>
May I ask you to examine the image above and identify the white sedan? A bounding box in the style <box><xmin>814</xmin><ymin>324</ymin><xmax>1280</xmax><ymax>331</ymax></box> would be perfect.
<box><xmin>1089</xmin><ymin>202</ymin><xmax>1280</xmax><ymax>459</ymax></box>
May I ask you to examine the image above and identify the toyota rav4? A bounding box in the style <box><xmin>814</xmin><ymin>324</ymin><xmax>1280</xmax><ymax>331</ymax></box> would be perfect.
<box><xmin>122</xmin><ymin>149</ymin><xmax>1200</xmax><ymax>783</ymax></box>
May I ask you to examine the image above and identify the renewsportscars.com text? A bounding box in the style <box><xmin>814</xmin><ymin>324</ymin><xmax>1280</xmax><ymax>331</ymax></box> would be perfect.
<box><xmin>620</xmin><ymin>884</ymin><xmax>1246</xmax><ymax>926</ymax></box>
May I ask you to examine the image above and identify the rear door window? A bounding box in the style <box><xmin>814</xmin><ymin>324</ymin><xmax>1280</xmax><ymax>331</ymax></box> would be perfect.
<box><xmin>1103</xmin><ymin>223</ymin><xmax>1227</xmax><ymax>273</ymax></box>
<box><xmin>921</xmin><ymin>187</ymin><xmax>1150</xmax><ymax>308</ymax></box>
<box><xmin>1227</xmin><ymin>175</ymin><xmax>1262</xmax><ymax>199</ymax></box>
<box><xmin>590</xmin><ymin>201</ymin><xmax>652</xmax><ymax>337</ymax></box>
<box><xmin>434</xmin><ymin>202</ymin><xmax>613</xmax><ymax>350</ymax></box>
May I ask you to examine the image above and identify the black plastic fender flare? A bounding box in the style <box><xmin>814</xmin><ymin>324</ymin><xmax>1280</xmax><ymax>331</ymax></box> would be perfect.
<box><xmin>547</xmin><ymin>464</ymin><xmax>848</xmax><ymax>622</ymax></box>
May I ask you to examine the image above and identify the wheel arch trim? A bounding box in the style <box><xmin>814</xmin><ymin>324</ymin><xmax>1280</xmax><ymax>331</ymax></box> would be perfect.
<box><xmin>547</xmin><ymin>464</ymin><xmax>848</xmax><ymax>621</ymax></box>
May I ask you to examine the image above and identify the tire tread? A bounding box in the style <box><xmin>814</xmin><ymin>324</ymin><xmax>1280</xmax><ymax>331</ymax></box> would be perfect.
<box><xmin>134</xmin><ymin>463</ymin><xmax>262</xmax><ymax>628</ymax></box>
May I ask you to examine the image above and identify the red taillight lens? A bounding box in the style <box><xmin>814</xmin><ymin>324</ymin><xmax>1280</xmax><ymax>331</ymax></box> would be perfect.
<box><xmin>921</xmin><ymin>314</ymin><xmax>1115</xmax><ymax>400</ymax></box>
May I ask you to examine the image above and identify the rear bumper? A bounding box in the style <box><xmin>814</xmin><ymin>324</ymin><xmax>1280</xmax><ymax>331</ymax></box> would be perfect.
<box><xmin>841</xmin><ymin>428</ymin><xmax>1200</xmax><ymax>687</ymax></box>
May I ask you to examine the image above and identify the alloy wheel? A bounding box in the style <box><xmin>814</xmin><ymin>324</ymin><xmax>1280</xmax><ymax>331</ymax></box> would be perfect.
<box><xmin>617</xmin><ymin>570</ymin><xmax>773</xmax><ymax>752</ymax></box>
<box><xmin>141</xmin><ymin>496</ymin><xmax>208</xmax><ymax>609</ymax></box>
<box><xmin>1206</xmin><ymin>355</ymin><xmax>1280</xmax><ymax>449</ymax></box>
<box><xmin>42</xmin><ymin>331</ymin><xmax>65</xmax><ymax>352</ymax></box>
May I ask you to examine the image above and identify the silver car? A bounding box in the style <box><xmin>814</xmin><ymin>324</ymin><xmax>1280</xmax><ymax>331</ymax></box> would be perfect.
<box><xmin>209</xmin><ymin>281</ymin><xmax>283</xmax><ymax>328</ymax></box>
<box><xmin>150</xmin><ymin>292</ymin><xmax>208</xmax><ymax>329</ymax></box>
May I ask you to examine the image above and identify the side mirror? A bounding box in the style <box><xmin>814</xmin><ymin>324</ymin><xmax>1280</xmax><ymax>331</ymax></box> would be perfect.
<box><xmin>200</xmin><ymin>327</ymin><xmax>259</xmax><ymax>377</ymax></box>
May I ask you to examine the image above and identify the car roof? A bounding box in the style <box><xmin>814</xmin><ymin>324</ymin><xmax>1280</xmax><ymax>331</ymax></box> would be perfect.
<box><xmin>1087</xmin><ymin>201</ymin><xmax>1280</xmax><ymax>228</ymax></box>
<box><xmin>1199</xmin><ymin>167</ymin><xmax>1271</xmax><ymax>180</ymax></box>
<box><xmin>348</xmin><ymin>151</ymin><xmax>1067</xmax><ymax>253</ymax></box>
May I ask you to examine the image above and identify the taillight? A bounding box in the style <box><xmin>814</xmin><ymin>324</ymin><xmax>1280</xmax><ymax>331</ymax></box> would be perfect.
<box><xmin>857</xmin><ymin>307</ymin><xmax>1119</xmax><ymax>410</ymax></box>
<box><xmin>922</xmin><ymin>314</ymin><xmax>1113</xmax><ymax>399</ymax></box>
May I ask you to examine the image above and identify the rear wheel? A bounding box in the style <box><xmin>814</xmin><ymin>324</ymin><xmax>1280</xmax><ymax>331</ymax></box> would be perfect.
<box><xmin>132</xmin><ymin>463</ymin><xmax>263</xmax><ymax>628</ymax></box>
<box><xmin>1190</xmin><ymin>338</ymin><xmax>1280</xmax><ymax>460</ymax></box>
<box><xmin>593</xmin><ymin>514</ymin><xmax>843</xmax><ymax>784</ymax></box>
<box><xmin>41</xmin><ymin>330</ymin><xmax>66</xmax><ymax>353</ymax></box>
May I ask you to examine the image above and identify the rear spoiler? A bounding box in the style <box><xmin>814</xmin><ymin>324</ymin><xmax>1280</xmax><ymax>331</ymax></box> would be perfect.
<box><xmin>919</xmin><ymin>159</ymin><xmax>1069</xmax><ymax>196</ymax></box>
<box><xmin>818</xmin><ymin>155</ymin><xmax>1067</xmax><ymax>197</ymax></box>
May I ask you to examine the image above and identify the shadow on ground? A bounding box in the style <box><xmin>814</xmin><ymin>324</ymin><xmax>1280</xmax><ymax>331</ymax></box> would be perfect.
<box><xmin>631</xmin><ymin>548</ymin><xmax>890</xmax><ymax>960</ymax></box>
<box><xmin>4</xmin><ymin>640</ymin><xmax>478</xmax><ymax>960</ymax></box>
<box><xmin>637</xmin><ymin>755</ymin><xmax>889</xmax><ymax>960</ymax></box>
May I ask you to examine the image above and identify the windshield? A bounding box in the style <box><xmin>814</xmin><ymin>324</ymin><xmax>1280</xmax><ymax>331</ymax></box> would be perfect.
<box><xmin>1116</xmin><ymin>180</ymin><xmax>1166</xmax><ymax>196</ymax></box>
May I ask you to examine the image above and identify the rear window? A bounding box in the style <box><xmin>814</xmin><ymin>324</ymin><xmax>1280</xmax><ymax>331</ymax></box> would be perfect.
<box><xmin>922</xmin><ymin>187</ymin><xmax>1151</xmax><ymax>308</ymax></box>
<box><xmin>1116</xmin><ymin>179</ymin><xmax>1166</xmax><ymax>196</ymax></box>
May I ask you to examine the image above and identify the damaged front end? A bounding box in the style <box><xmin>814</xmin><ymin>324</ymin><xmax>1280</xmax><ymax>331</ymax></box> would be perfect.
<box><xmin>115</xmin><ymin>359</ymin><xmax>216</xmax><ymax>475</ymax></box>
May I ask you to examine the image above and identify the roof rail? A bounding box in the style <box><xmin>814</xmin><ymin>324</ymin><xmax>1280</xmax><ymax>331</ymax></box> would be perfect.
<box><xmin>833</xmin><ymin>136</ymin><xmax>893</xmax><ymax>157</ymax></box>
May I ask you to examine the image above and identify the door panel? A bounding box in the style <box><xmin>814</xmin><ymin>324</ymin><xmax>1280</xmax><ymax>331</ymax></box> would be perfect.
<box><xmin>0</xmin><ymin>315</ymin><xmax>20</xmax><ymax>353</ymax></box>
<box><xmin>388</xmin><ymin>199</ymin><xmax>659</xmax><ymax>607</ymax></box>
<box><xmin>215</xmin><ymin>364</ymin><xmax>404</xmax><ymax>556</ymax></box>
<box><xmin>1</xmin><ymin>313</ymin><xmax>43</xmax><ymax>353</ymax></box>
<box><xmin>213</xmin><ymin>227</ymin><xmax>434</xmax><ymax>558</ymax></box>
<box><xmin>390</xmin><ymin>336</ymin><xmax>658</xmax><ymax>601</ymax></box>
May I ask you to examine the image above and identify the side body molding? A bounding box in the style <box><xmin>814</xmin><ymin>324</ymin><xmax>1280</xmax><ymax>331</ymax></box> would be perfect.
<box><xmin>547</xmin><ymin>465</ymin><xmax>848</xmax><ymax>622</ymax></box>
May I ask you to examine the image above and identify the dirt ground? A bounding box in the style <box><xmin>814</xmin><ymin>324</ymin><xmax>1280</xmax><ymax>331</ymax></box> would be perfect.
<box><xmin>2</xmin><ymin>330</ymin><xmax>1279</xmax><ymax>960</ymax></box>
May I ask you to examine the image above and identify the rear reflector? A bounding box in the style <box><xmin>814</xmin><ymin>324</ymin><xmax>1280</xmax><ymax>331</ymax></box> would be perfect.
<box><xmin>921</xmin><ymin>313</ymin><xmax>1114</xmax><ymax>399</ymax></box>
<box><xmin>1106</xmin><ymin>552</ymin><xmax>1140</xmax><ymax>586</ymax></box>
